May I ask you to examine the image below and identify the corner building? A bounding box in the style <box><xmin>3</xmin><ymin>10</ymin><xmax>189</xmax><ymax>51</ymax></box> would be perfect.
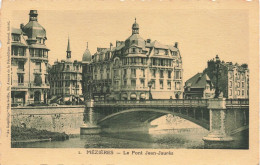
<box><xmin>48</xmin><ymin>38</ymin><xmax>83</xmax><ymax>104</ymax></box>
<box><xmin>205</xmin><ymin>57</ymin><xmax>249</xmax><ymax>99</ymax></box>
<box><xmin>11</xmin><ymin>10</ymin><xmax>50</xmax><ymax>105</ymax></box>
<box><xmin>89</xmin><ymin>19</ymin><xmax>183</xmax><ymax>100</ymax></box>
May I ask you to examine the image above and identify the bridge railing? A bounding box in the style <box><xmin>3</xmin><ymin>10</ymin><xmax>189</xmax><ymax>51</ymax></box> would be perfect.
<box><xmin>94</xmin><ymin>99</ymin><xmax>209</xmax><ymax>107</ymax></box>
<box><xmin>226</xmin><ymin>99</ymin><xmax>249</xmax><ymax>106</ymax></box>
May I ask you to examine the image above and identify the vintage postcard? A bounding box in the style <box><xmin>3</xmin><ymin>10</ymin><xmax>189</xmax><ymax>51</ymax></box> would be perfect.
<box><xmin>0</xmin><ymin>0</ymin><xmax>259</xmax><ymax>164</ymax></box>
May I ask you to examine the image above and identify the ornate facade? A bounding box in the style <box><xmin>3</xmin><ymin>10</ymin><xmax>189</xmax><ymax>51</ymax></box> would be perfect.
<box><xmin>49</xmin><ymin>38</ymin><xmax>83</xmax><ymax>104</ymax></box>
<box><xmin>11</xmin><ymin>10</ymin><xmax>50</xmax><ymax>106</ymax></box>
<box><xmin>204</xmin><ymin>56</ymin><xmax>249</xmax><ymax>99</ymax></box>
<box><xmin>84</xmin><ymin>19</ymin><xmax>183</xmax><ymax>101</ymax></box>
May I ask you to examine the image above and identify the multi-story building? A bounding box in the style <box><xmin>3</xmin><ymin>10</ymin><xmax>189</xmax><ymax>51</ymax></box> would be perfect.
<box><xmin>85</xmin><ymin>19</ymin><xmax>183</xmax><ymax>101</ymax></box>
<box><xmin>11</xmin><ymin>10</ymin><xmax>50</xmax><ymax>106</ymax></box>
<box><xmin>49</xmin><ymin>38</ymin><xmax>84</xmax><ymax>104</ymax></box>
<box><xmin>184</xmin><ymin>73</ymin><xmax>215</xmax><ymax>99</ymax></box>
<box><xmin>204</xmin><ymin>55</ymin><xmax>249</xmax><ymax>99</ymax></box>
<box><xmin>81</xmin><ymin>42</ymin><xmax>93</xmax><ymax>100</ymax></box>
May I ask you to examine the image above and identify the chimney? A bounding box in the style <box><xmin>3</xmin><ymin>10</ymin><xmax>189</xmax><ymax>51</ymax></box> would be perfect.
<box><xmin>174</xmin><ymin>42</ymin><xmax>178</xmax><ymax>48</ymax></box>
<box><xmin>147</xmin><ymin>39</ymin><xmax>151</xmax><ymax>43</ymax></box>
<box><xmin>110</xmin><ymin>43</ymin><xmax>113</xmax><ymax>50</ymax></box>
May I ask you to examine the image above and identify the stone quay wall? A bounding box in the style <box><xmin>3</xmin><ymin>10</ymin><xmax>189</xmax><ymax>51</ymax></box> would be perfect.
<box><xmin>11</xmin><ymin>106</ymin><xmax>85</xmax><ymax>134</ymax></box>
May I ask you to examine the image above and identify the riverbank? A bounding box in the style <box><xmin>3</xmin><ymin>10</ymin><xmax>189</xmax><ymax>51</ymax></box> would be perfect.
<box><xmin>11</xmin><ymin>126</ymin><xmax>69</xmax><ymax>143</ymax></box>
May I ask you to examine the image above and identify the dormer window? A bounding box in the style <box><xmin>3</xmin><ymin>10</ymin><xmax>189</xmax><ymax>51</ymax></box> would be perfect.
<box><xmin>155</xmin><ymin>49</ymin><xmax>159</xmax><ymax>54</ymax></box>
<box><xmin>132</xmin><ymin>48</ymin><xmax>136</xmax><ymax>53</ymax></box>
<box><xmin>12</xmin><ymin>34</ymin><xmax>20</xmax><ymax>42</ymax></box>
<box><xmin>165</xmin><ymin>50</ymin><xmax>168</xmax><ymax>55</ymax></box>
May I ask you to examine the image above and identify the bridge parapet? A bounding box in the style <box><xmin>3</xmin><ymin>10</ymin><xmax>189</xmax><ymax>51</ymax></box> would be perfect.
<box><xmin>93</xmin><ymin>99</ymin><xmax>209</xmax><ymax>108</ymax></box>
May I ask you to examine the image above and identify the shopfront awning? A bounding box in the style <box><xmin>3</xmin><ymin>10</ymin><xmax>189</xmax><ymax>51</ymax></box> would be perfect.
<box><xmin>140</xmin><ymin>93</ymin><xmax>146</xmax><ymax>99</ymax></box>
<box><xmin>122</xmin><ymin>93</ymin><xmax>128</xmax><ymax>98</ymax></box>
<box><xmin>130</xmin><ymin>93</ymin><xmax>137</xmax><ymax>99</ymax></box>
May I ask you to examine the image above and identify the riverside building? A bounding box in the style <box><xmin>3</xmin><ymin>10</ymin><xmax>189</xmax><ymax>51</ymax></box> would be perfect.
<box><xmin>48</xmin><ymin>38</ymin><xmax>84</xmax><ymax>104</ymax></box>
<box><xmin>85</xmin><ymin>19</ymin><xmax>183</xmax><ymax>101</ymax></box>
<box><xmin>11</xmin><ymin>10</ymin><xmax>50</xmax><ymax>106</ymax></box>
<box><xmin>204</xmin><ymin>56</ymin><xmax>249</xmax><ymax>99</ymax></box>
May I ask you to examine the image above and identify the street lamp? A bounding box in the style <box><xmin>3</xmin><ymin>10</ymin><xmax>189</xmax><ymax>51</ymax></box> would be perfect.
<box><xmin>148</xmin><ymin>80</ymin><xmax>153</xmax><ymax>100</ymax></box>
<box><xmin>214</xmin><ymin>55</ymin><xmax>221</xmax><ymax>98</ymax></box>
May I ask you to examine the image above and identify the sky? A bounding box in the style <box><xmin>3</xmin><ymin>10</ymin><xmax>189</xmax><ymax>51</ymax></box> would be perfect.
<box><xmin>11</xmin><ymin>9</ymin><xmax>249</xmax><ymax>82</ymax></box>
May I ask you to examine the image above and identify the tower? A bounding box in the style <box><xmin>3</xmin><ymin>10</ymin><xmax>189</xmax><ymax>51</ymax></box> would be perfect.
<box><xmin>132</xmin><ymin>18</ymin><xmax>139</xmax><ymax>35</ymax></box>
<box><xmin>66</xmin><ymin>37</ymin><xmax>71</xmax><ymax>59</ymax></box>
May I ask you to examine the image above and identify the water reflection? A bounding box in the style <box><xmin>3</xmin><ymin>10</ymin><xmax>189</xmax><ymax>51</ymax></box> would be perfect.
<box><xmin>12</xmin><ymin>128</ymin><xmax>208</xmax><ymax>148</ymax></box>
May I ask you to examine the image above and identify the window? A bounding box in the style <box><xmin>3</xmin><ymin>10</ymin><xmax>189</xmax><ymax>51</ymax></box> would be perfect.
<box><xmin>229</xmin><ymin>89</ymin><xmax>232</xmax><ymax>96</ymax></box>
<box><xmin>18</xmin><ymin>74</ymin><xmax>24</xmax><ymax>84</ymax></box>
<box><xmin>132</xmin><ymin>48</ymin><xmax>136</xmax><ymax>53</ymax></box>
<box><xmin>18</xmin><ymin>47</ymin><xmax>25</xmax><ymax>56</ymax></box>
<box><xmin>141</xmin><ymin>80</ymin><xmax>145</xmax><ymax>88</ymax></box>
<box><xmin>124</xmin><ymin>80</ymin><xmax>127</xmax><ymax>87</ymax></box>
<box><xmin>175</xmin><ymin>71</ymin><xmax>181</xmax><ymax>79</ymax></box>
<box><xmin>242</xmin><ymin>90</ymin><xmax>244</xmax><ymax>96</ymax></box>
<box><xmin>65</xmin><ymin>81</ymin><xmax>70</xmax><ymax>87</ymax></box>
<box><xmin>230</xmin><ymin>81</ymin><xmax>232</xmax><ymax>88</ymax></box>
<box><xmin>160</xmin><ymin>80</ymin><xmax>164</xmax><ymax>89</ymax></box>
<box><xmin>35</xmin><ymin>62</ymin><xmax>41</xmax><ymax>72</ymax></box>
<box><xmin>152</xmin><ymin>69</ymin><xmax>156</xmax><ymax>78</ymax></box>
<box><xmin>131</xmin><ymin>69</ymin><xmax>136</xmax><ymax>77</ymax></box>
<box><xmin>131</xmin><ymin>80</ymin><xmax>136</xmax><ymax>87</ymax></box>
<box><xmin>160</xmin><ymin>59</ymin><xmax>163</xmax><ymax>66</ymax></box>
<box><xmin>242</xmin><ymin>82</ymin><xmax>244</xmax><ymax>88</ymax></box>
<box><xmin>12</xmin><ymin>46</ymin><xmax>18</xmax><ymax>56</ymax></box>
<box><xmin>107</xmin><ymin>73</ymin><xmax>110</xmax><ymax>79</ymax></box>
<box><xmin>151</xmin><ymin>80</ymin><xmax>155</xmax><ymax>89</ymax></box>
<box><xmin>141</xmin><ymin>58</ymin><xmax>144</xmax><ymax>64</ymax></box>
<box><xmin>237</xmin><ymin>90</ymin><xmax>240</xmax><ymax>96</ymax></box>
<box><xmin>160</xmin><ymin>70</ymin><xmax>164</xmax><ymax>78</ymax></box>
<box><xmin>167</xmin><ymin>81</ymin><xmax>171</xmax><ymax>90</ymax></box>
<box><xmin>153</xmin><ymin>59</ymin><xmax>156</xmax><ymax>65</ymax></box>
<box><xmin>141</xmin><ymin>69</ymin><xmax>145</xmax><ymax>77</ymax></box>
<box><xmin>12</xmin><ymin>34</ymin><xmax>20</xmax><ymax>42</ymax></box>
<box><xmin>18</xmin><ymin>61</ymin><xmax>24</xmax><ymax>71</ymax></box>
<box><xmin>123</xmin><ymin>69</ymin><xmax>127</xmax><ymax>78</ymax></box>
<box><xmin>168</xmin><ymin>71</ymin><xmax>172</xmax><ymax>78</ymax></box>
<box><xmin>175</xmin><ymin>82</ymin><xmax>181</xmax><ymax>90</ymax></box>
<box><xmin>237</xmin><ymin>82</ymin><xmax>240</xmax><ymax>88</ymax></box>
<box><xmin>45</xmin><ymin>75</ymin><xmax>48</xmax><ymax>84</ymax></box>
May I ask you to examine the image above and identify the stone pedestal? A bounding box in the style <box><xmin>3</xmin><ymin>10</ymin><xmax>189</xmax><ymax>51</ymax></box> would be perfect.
<box><xmin>203</xmin><ymin>98</ymin><xmax>233</xmax><ymax>149</ymax></box>
<box><xmin>80</xmin><ymin>99</ymin><xmax>102</xmax><ymax>135</ymax></box>
<box><xmin>80</xmin><ymin>124</ymin><xmax>101</xmax><ymax>135</ymax></box>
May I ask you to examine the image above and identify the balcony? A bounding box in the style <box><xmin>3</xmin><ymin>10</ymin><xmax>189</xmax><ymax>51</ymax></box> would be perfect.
<box><xmin>12</xmin><ymin>80</ymin><xmax>29</xmax><ymax>88</ymax></box>
<box><xmin>17</xmin><ymin>68</ymin><xmax>25</xmax><ymax>73</ymax></box>
<box><xmin>130</xmin><ymin>74</ymin><xmax>136</xmax><ymax>78</ymax></box>
<box><xmin>34</xmin><ymin>69</ymin><xmax>42</xmax><ymax>74</ymax></box>
<box><xmin>31</xmin><ymin>55</ymin><xmax>48</xmax><ymax>61</ymax></box>
<box><xmin>12</xmin><ymin>54</ymin><xmax>27</xmax><ymax>59</ymax></box>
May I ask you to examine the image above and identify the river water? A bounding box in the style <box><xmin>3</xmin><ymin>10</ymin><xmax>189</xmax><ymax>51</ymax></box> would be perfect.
<box><xmin>12</xmin><ymin>127</ymin><xmax>209</xmax><ymax>148</ymax></box>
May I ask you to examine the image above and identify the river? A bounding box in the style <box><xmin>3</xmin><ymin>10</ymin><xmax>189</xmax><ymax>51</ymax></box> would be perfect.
<box><xmin>12</xmin><ymin>127</ymin><xmax>209</xmax><ymax>148</ymax></box>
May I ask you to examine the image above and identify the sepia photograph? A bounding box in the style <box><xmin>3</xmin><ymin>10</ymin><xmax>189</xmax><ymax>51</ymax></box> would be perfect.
<box><xmin>0</xmin><ymin>0</ymin><xmax>259</xmax><ymax>164</ymax></box>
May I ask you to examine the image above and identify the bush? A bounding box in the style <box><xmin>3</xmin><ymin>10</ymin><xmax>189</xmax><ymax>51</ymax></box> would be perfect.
<box><xmin>11</xmin><ymin>126</ymin><xmax>69</xmax><ymax>141</ymax></box>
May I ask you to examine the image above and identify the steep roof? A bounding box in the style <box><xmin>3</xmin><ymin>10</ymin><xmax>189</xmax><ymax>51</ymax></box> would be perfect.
<box><xmin>185</xmin><ymin>73</ymin><xmax>212</xmax><ymax>88</ymax></box>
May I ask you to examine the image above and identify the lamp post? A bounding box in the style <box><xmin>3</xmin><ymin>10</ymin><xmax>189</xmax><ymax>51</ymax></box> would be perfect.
<box><xmin>148</xmin><ymin>80</ymin><xmax>153</xmax><ymax>100</ymax></box>
<box><xmin>214</xmin><ymin>55</ymin><xmax>221</xmax><ymax>98</ymax></box>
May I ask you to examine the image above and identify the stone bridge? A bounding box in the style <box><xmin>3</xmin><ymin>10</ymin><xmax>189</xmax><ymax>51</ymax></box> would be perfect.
<box><xmin>80</xmin><ymin>98</ymin><xmax>249</xmax><ymax>148</ymax></box>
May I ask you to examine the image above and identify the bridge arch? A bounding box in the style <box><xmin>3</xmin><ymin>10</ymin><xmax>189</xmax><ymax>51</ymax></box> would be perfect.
<box><xmin>97</xmin><ymin>108</ymin><xmax>209</xmax><ymax>130</ymax></box>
